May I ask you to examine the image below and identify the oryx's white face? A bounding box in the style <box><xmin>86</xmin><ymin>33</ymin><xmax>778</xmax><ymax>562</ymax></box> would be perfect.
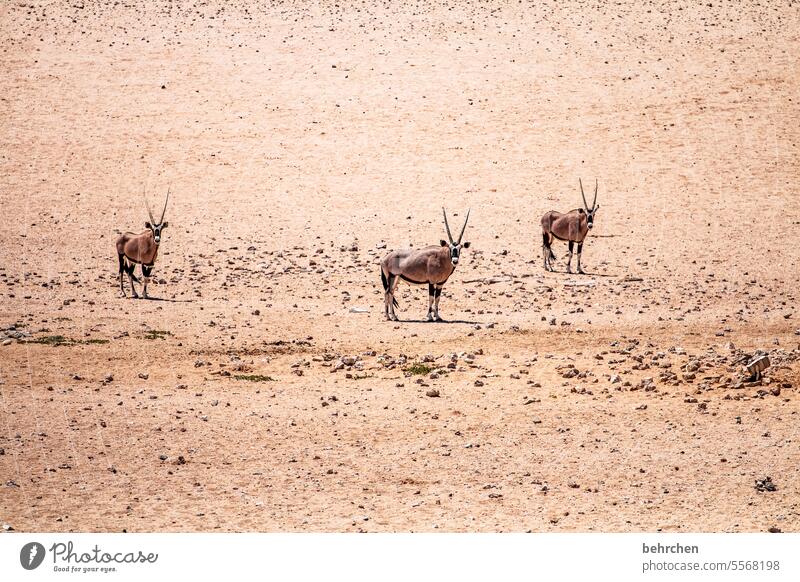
<box><xmin>145</xmin><ymin>221</ymin><xmax>168</xmax><ymax>244</ymax></box>
<box><xmin>586</xmin><ymin>206</ymin><xmax>600</xmax><ymax>229</ymax></box>
<box><xmin>441</xmin><ymin>207</ymin><xmax>472</xmax><ymax>266</ymax></box>
<box><xmin>143</xmin><ymin>186</ymin><xmax>171</xmax><ymax>244</ymax></box>
<box><xmin>579</xmin><ymin>179</ymin><xmax>600</xmax><ymax>230</ymax></box>
<box><xmin>440</xmin><ymin>240</ymin><xmax>471</xmax><ymax>265</ymax></box>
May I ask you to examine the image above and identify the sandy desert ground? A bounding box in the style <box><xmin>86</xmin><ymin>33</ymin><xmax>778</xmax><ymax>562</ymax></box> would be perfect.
<box><xmin>1</xmin><ymin>1</ymin><xmax>799</xmax><ymax>532</ymax></box>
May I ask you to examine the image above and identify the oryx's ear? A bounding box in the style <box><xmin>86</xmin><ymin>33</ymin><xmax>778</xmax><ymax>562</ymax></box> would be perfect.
<box><xmin>594</xmin><ymin>205</ymin><xmax>600</xmax><ymax>212</ymax></box>
<box><xmin>462</xmin><ymin>241</ymin><xmax>471</xmax><ymax>248</ymax></box>
<box><xmin>161</xmin><ymin>221</ymin><xmax>169</xmax><ymax>228</ymax></box>
<box><xmin>145</xmin><ymin>222</ymin><xmax>152</xmax><ymax>229</ymax></box>
<box><xmin>440</xmin><ymin>240</ymin><xmax>448</xmax><ymax>247</ymax></box>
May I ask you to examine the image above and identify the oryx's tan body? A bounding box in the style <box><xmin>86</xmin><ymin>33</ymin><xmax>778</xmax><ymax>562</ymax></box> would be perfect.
<box><xmin>381</xmin><ymin>245</ymin><xmax>455</xmax><ymax>286</ymax></box>
<box><xmin>116</xmin><ymin>231</ymin><xmax>160</xmax><ymax>267</ymax></box>
<box><xmin>116</xmin><ymin>187</ymin><xmax>170</xmax><ymax>299</ymax></box>
<box><xmin>541</xmin><ymin>179</ymin><xmax>600</xmax><ymax>274</ymax></box>
<box><xmin>380</xmin><ymin>209</ymin><xmax>471</xmax><ymax>322</ymax></box>
<box><xmin>541</xmin><ymin>209</ymin><xmax>590</xmax><ymax>245</ymax></box>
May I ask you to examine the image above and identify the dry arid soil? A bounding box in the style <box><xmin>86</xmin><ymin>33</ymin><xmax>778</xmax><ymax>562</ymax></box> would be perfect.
<box><xmin>1</xmin><ymin>1</ymin><xmax>799</xmax><ymax>532</ymax></box>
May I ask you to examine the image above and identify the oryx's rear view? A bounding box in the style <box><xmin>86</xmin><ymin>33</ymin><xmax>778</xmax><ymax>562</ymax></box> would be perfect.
<box><xmin>115</xmin><ymin>187</ymin><xmax>170</xmax><ymax>299</ymax></box>
<box><xmin>380</xmin><ymin>208</ymin><xmax>471</xmax><ymax>322</ymax></box>
<box><xmin>541</xmin><ymin>179</ymin><xmax>601</xmax><ymax>274</ymax></box>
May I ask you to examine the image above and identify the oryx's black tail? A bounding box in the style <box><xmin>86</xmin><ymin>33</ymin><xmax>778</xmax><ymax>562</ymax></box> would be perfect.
<box><xmin>380</xmin><ymin>268</ymin><xmax>399</xmax><ymax>308</ymax></box>
<box><xmin>542</xmin><ymin>233</ymin><xmax>557</xmax><ymax>262</ymax></box>
<box><xmin>119</xmin><ymin>254</ymin><xmax>140</xmax><ymax>282</ymax></box>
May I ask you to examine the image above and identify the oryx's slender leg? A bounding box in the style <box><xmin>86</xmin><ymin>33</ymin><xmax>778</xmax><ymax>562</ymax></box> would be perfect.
<box><xmin>118</xmin><ymin>253</ymin><xmax>126</xmax><ymax>297</ymax></box>
<box><xmin>433</xmin><ymin>285</ymin><xmax>444</xmax><ymax>321</ymax></box>
<box><xmin>384</xmin><ymin>278</ymin><xmax>391</xmax><ymax>319</ymax></box>
<box><xmin>384</xmin><ymin>273</ymin><xmax>395</xmax><ymax>321</ymax></box>
<box><xmin>566</xmin><ymin>241</ymin><xmax>574</xmax><ymax>274</ymax></box>
<box><xmin>427</xmin><ymin>283</ymin><xmax>435</xmax><ymax>321</ymax></box>
<box><xmin>577</xmin><ymin>242</ymin><xmax>584</xmax><ymax>274</ymax></box>
<box><xmin>126</xmin><ymin>260</ymin><xmax>139</xmax><ymax>299</ymax></box>
<box><xmin>388</xmin><ymin>275</ymin><xmax>400</xmax><ymax>321</ymax></box>
<box><xmin>142</xmin><ymin>265</ymin><xmax>153</xmax><ymax>299</ymax></box>
<box><xmin>542</xmin><ymin>233</ymin><xmax>551</xmax><ymax>271</ymax></box>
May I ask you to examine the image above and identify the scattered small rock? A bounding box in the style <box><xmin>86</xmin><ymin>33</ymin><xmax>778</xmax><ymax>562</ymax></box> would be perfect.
<box><xmin>755</xmin><ymin>476</ymin><xmax>777</xmax><ymax>492</ymax></box>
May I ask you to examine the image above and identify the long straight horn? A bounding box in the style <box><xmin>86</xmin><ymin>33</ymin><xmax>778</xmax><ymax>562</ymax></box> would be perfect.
<box><xmin>442</xmin><ymin>207</ymin><xmax>454</xmax><ymax>244</ymax></box>
<box><xmin>143</xmin><ymin>186</ymin><xmax>155</xmax><ymax>224</ymax></box>
<box><xmin>159</xmin><ymin>185</ymin><xmax>170</xmax><ymax>224</ymax></box>
<box><xmin>457</xmin><ymin>208</ymin><xmax>471</xmax><ymax>244</ymax></box>
<box><xmin>579</xmin><ymin>179</ymin><xmax>589</xmax><ymax>211</ymax></box>
<box><xmin>592</xmin><ymin>179</ymin><xmax>598</xmax><ymax>210</ymax></box>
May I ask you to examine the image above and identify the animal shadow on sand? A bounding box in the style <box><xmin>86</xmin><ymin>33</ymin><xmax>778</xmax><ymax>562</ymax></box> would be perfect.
<box><xmin>396</xmin><ymin>318</ymin><xmax>480</xmax><ymax>325</ymax></box>
<box><xmin>556</xmin><ymin>270</ymin><xmax>617</xmax><ymax>278</ymax></box>
<box><xmin>124</xmin><ymin>295</ymin><xmax>194</xmax><ymax>303</ymax></box>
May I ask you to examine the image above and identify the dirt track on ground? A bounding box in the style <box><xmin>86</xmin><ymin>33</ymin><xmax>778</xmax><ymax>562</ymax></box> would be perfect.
<box><xmin>1</xmin><ymin>1</ymin><xmax>799</xmax><ymax>532</ymax></box>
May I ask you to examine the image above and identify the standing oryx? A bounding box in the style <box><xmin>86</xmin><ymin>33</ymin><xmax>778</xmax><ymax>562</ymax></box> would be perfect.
<box><xmin>115</xmin><ymin>187</ymin><xmax>170</xmax><ymax>299</ymax></box>
<box><xmin>380</xmin><ymin>208</ymin><xmax>471</xmax><ymax>322</ymax></box>
<box><xmin>541</xmin><ymin>179</ymin><xmax>600</xmax><ymax>274</ymax></box>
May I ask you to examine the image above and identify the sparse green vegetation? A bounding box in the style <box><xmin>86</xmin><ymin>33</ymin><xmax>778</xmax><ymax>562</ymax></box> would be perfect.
<box><xmin>351</xmin><ymin>373</ymin><xmax>375</xmax><ymax>380</ymax></box>
<box><xmin>143</xmin><ymin>330</ymin><xmax>172</xmax><ymax>340</ymax></box>
<box><xmin>28</xmin><ymin>335</ymin><xmax>72</xmax><ymax>346</ymax></box>
<box><xmin>405</xmin><ymin>363</ymin><xmax>433</xmax><ymax>375</ymax></box>
<box><xmin>234</xmin><ymin>374</ymin><xmax>276</xmax><ymax>382</ymax></box>
<box><xmin>26</xmin><ymin>335</ymin><xmax>109</xmax><ymax>346</ymax></box>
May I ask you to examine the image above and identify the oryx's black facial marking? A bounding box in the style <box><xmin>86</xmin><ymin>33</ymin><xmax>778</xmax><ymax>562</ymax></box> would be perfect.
<box><xmin>449</xmin><ymin>243</ymin><xmax>461</xmax><ymax>265</ymax></box>
<box><xmin>586</xmin><ymin>209</ymin><xmax>596</xmax><ymax>229</ymax></box>
<box><xmin>441</xmin><ymin>239</ymin><xmax>471</xmax><ymax>266</ymax></box>
<box><xmin>145</xmin><ymin>221</ymin><xmax>168</xmax><ymax>244</ymax></box>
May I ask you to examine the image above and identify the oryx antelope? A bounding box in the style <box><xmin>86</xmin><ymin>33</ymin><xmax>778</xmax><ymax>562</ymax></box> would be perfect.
<box><xmin>380</xmin><ymin>208</ymin><xmax>471</xmax><ymax>322</ymax></box>
<box><xmin>541</xmin><ymin>179</ymin><xmax>600</xmax><ymax>274</ymax></box>
<box><xmin>115</xmin><ymin>187</ymin><xmax>170</xmax><ymax>299</ymax></box>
